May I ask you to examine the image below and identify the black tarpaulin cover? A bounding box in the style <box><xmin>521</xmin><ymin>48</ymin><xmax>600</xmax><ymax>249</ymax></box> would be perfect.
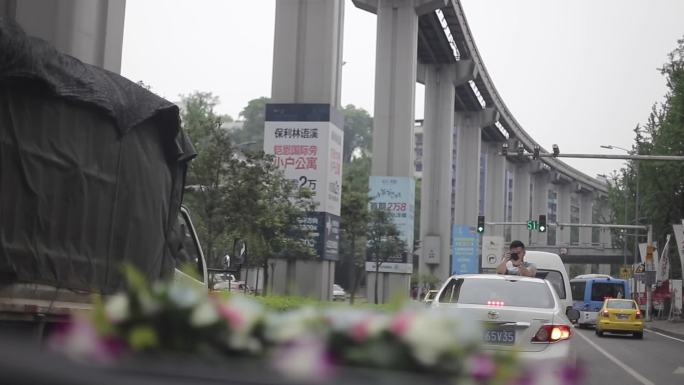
<box><xmin>0</xmin><ymin>18</ymin><xmax>196</xmax><ymax>293</ymax></box>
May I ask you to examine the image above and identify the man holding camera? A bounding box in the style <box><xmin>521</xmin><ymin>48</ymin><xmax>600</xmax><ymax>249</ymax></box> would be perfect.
<box><xmin>496</xmin><ymin>240</ymin><xmax>537</xmax><ymax>277</ymax></box>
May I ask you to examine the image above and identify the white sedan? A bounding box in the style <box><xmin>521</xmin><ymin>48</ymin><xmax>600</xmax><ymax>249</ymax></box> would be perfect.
<box><xmin>432</xmin><ymin>274</ymin><xmax>579</xmax><ymax>382</ymax></box>
<box><xmin>332</xmin><ymin>284</ymin><xmax>347</xmax><ymax>301</ymax></box>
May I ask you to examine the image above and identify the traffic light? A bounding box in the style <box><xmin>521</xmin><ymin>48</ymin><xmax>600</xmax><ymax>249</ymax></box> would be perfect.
<box><xmin>538</xmin><ymin>215</ymin><xmax>547</xmax><ymax>232</ymax></box>
<box><xmin>477</xmin><ymin>215</ymin><xmax>485</xmax><ymax>233</ymax></box>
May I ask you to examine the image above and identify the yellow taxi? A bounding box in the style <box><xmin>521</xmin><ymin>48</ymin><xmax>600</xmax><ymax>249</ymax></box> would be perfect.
<box><xmin>595</xmin><ymin>299</ymin><xmax>644</xmax><ymax>339</ymax></box>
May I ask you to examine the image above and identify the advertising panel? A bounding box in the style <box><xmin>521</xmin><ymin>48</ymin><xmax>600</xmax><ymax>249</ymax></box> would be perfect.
<box><xmin>452</xmin><ymin>225</ymin><xmax>480</xmax><ymax>274</ymax></box>
<box><xmin>672</xmin><ymin>279</ymin><xmax>683</xmax><ymax>315</ymax></box>
<box><xmin>365</xmin><ymin>176</ymin><xmax>415</xmax><ymax>273</ymax></box>
<box><xmin>299</xmin><ymin>212</ymin><xmax>339</xmax><ymax>261</ymax></box>
<box><xmin>672</xmin><ymin>224</ymin><xmax>684</xmax><ymax>285</ymax></box>
<box><xmin>264</xmin><ymin>121</ymin><xmax>343</xmax><ymax>216</ymax></box>
<box><xmin>264</xmin><ymin>103</ymin><xmax>344</xmax><ymax>261</ymax></box>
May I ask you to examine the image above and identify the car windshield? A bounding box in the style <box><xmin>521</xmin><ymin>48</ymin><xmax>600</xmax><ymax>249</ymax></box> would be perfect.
<box><xmin>333</xmin><ymin>285</ymin><xmax>343</xmax><ymax>291</ymax></box>
<box><xmin>438</xmin><ymin>278</ymin><xmax>555</xmax><ymax>308</ymax></box>
<box><xmin>606</xmin><ymin>300</ymin><xmax>636</xmax><ymax>309</ymax></box>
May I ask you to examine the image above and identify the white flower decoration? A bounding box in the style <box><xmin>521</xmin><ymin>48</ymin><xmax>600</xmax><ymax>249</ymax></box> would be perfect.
<box><xmin>105</xmin><ymin>293</ymin><xmax>129</xmax><ymax>323</ymax></box>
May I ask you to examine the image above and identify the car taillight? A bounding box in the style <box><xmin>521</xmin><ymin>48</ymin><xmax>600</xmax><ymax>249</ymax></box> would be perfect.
<box><xmin>531</xmin><ymin>325</ymin><xmax>572</xmax><ymax>343</ymax></box>
<box><xmin>601</xmin><ymin>311</ymin><xmax>610</xmax><ymax>318</ymax></box>
<box><xmin>635</xmin><ymin>311</ymin><xmax>642</xmax><ymax>319</ymax></box>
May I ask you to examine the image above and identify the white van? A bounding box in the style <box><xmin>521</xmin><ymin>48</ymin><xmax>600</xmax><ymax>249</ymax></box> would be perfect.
<box><xmin>524</xmin><ymin>251</ymin><xmax>573</xmax><ymax>315</ymax></box>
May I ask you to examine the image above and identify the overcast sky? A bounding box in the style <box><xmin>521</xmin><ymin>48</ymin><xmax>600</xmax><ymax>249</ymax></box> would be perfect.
<box><xmin>121</xmin><ymin>0</ymin><xmax>684</xmax><ymax>178</ymax></box>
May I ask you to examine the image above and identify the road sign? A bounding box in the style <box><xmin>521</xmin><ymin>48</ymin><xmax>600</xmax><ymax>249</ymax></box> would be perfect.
<box><xmin>635</xmin><ymin>271</ymin><xmax>656</xmax><ymax>285</ymax></box>
<box><xmin>527</xmin><ymin>220</ymin><xmax>539</xmax><ymax>230</ymax></box>
<box><xmin>619</xmin><ymin>266</ymin><xmax>632</xmax><ymax>279</ymax></box>
<box><xmin>481</xmin><ymin>235</ymin><xmax>504</xmax><ymax>269</ymax></box>
<box><xmin>634</xmin><ymin>263</ymin><xmax>645</xmax><ymax>273</ymax></box>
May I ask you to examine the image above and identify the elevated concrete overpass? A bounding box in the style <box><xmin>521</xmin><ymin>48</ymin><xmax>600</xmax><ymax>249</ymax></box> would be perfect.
<box><xmin>353</xmin><ymin>0</ymin><xmax>616</xmax><ymax>289</ymax></box>
<box><xmin>2</xmin><ymin>0</ymin><xmax>623</xmax><ymax>302</ymax></box>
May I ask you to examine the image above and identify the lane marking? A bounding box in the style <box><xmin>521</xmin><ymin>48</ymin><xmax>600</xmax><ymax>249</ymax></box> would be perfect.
<box><xmin>644</xmin><ymin>328</ymin><xmax>684</xmax><ymax>343</ymax></box>
<box><xmin>674</xmin><ymin>366</ymin><xmax>684</xmax><ymax>375</ymax></box>
<box><xmin>575</xmin><ymin>331</ymin><xmax>655</xmax><ymax>385</ymax></box>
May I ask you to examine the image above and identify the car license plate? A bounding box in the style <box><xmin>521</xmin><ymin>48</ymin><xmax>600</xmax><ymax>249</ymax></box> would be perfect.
<box><xmin>483</xmin><ymin>327</ymin><xmax>515</xmax><ymax>345</ymax></box>
<box><xmin>616</xmin><ymin>314</ymin><xmax>629</xmax><ymax>320</ymax></box>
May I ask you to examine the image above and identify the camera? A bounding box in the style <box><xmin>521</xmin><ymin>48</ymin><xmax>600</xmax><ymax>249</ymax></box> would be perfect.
<box><xmin>510</xmin><ymin>252</ymin><xmax>519</xmax><ymax>261</ymax></box>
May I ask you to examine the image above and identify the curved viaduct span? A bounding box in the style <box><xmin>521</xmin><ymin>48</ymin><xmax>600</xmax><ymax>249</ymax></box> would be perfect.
<box><xmin>350</xmin><ymin>0</ymin><xmax>619</xmax><ymax>284</ymax></box>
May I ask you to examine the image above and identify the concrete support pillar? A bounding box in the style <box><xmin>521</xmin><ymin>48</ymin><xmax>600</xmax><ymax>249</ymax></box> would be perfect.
<box><xmin>269</xmin><ymin>0</ymin><xmax>345</xmax><ymax>299</ymax></box>
<box><xmin>271</xmin><ymin>0</ymin><xmax>345</xmax><ymax>106</ymax></box>
<box><xmin>1</xmin><ymin>0</ymin><xmax>126</xmax><ymax>73</ymax></box>
<box><xmin>453</xmin><ymin>110</ymin><xmax>497</xmax><ymax>227</ymax></box>
<box><xmin>557</xmin><ymin>184</ymin><xmax>571</xmax><ymax>245</ymax></box>
<box><xmin>531</xmin><ymin>172</ymin><xmax>549</xmax><ymax>246</ymax></box>
<box><xmin>355</xmin><ymin>0</ymin><xmax>448</xmax><ymax>302</ymax></box>
<box><xmin>269</xmin><ymin>259</ymin><xmax>335</xmax><ymax>301</ymax></box>
<box><xmin>367</xmin><ymin>0</ymin><xmax>419</xmax><ymax>176</ymax></box>
<box><xmin>419</xmin><ymin>65</ymin><xmax>455</xmax><ymax>283</ymax></box>
<box><xmin>579</xmin><ymin>192</ymin><xmax>593</xmax><ymax>245</ymax></box>
<box><xmin>484</xmin><ymin>143</ymin><xmax>505</xmax><ymax>237</ymax></box>
<box><xmin>512</xmin><ymin>164</ymin><xmax>531</xmax><ymax>243</ymax></box>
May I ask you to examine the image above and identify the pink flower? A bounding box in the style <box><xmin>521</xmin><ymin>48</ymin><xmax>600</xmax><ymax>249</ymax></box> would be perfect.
<box><xmin>216</xmin><ymin>302</ymin><xmax>245</xmax><ymax>330</ymax></box>
<box><xmin>350</xmin><ymin>319</ymin><xmax>370</xmax><ymax>342</ymax></box>
<box><xmin>468</xmin><ymin>354</ymin><xmax>496</xmax><ymax>382</ymax></box>
<box><xmin>271</xmin><ymin>339</ymin><xmax>335</xmax><ymax>381</ymax></box>
<box><xmin>48</xmin><ymin>315</ymin><xmax>124</xmax><ymax>363</ymax></box>
<box><xmin>390</xmin><ymin>312</ymin><xmax>414</xmax><ymax>337</ymax></box>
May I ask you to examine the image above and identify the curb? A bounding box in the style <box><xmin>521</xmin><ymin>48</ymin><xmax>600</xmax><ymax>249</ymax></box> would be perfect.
<box><xmin>645</xmin><ymin>325</ymin><xmax>684</xmax><ymax>340</ymax></box>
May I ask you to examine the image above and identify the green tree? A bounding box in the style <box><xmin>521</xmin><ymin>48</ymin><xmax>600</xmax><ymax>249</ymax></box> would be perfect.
<box><xmin>366</xmin><ymin>209</ymin><xmax>408</xmax><ymax>304</ymax></box>
<box><xmin>606</xmin><ymin>37</ymin><xmax>684</xmax><ymax>279</ymax></box>
<box><xmin>224</xmin><ymin>151</ymin><xmax>316</xmax><ymax>295</ymax></box>
<box><xmin>339</xmin><ymin>156</ymin><xmax>371</xmax><ymax>303</ymax></box>
<box><xmin>180</xmin><ymin>92</ymin><xmax>316</xmax><ymax>292</ymax></box>
<box><xmin>180</xmin><ymin>92</ymin><xmax>234</xmax><ymax>269</ymax></box>
<box><xmin>229</xmin><ymin>97</ymin><xmax>270</xmax><ymax>150</ymax></box>
<box><xmin>342</xmin><ymin>104</ymin><xmax>373</xmax><ymax>163</ymax></box>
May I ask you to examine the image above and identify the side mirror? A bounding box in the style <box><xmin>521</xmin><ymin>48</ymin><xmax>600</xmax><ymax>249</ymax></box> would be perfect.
<box><xmin>566</xmin><ymin>307</ymin><xmax>580</xmax><ymax>323</ymax></box>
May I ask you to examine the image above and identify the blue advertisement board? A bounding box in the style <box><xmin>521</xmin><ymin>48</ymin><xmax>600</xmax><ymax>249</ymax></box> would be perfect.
<box><xmin>368</xmin><ymin>176</ymin><xmax>415</xmax><ymax>250</ymax></box>
<box><xmin>451</xmin><ymin>225</ymin><xmax>480</xmax><ymax>275</ymax></box>
<box><xmin>366</xmin><ymin>176</ymin><xmax>415</xmax><ymax>273</ymax></box>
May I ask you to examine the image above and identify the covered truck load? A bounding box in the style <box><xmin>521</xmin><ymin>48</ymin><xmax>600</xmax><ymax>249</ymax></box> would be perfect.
<box><xmin>0</xmin><ymin>18</ymin><xmax>196</xmax><ymax>294</ymax></box>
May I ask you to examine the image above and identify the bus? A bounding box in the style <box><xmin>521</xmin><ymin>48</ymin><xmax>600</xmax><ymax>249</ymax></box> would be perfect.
<box><xmin>570</xmin><ymin>275</ymin><xmax>630</xmax><ymax>328</ymax></box>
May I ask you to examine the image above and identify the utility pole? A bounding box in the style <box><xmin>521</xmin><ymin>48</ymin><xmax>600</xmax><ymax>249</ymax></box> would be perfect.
<box><xmin>646</xmin><ymin>225</ymin><xmax>654</xmax><ymax>322</ymax></box>
<box><xmin>500</xmin><ymin>145</ymin><xmax>679</xmax><ymax>321</ymax></box>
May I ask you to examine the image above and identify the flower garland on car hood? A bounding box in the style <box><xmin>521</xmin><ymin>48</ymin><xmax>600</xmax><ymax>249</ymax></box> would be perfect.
<box><xmin>48</xmin><ymin>267</ymin><xmax>581</xmax><ymax>385</ymax></box>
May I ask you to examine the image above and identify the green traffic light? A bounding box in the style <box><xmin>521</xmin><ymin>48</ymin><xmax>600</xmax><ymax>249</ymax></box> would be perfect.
<box><xmin>539</xmin><ymin>225</ymin><xmax>546</xmax><ymax>233</ymax></box>
<box><xmin>477</xmin><ymin>226</ymin><xmax>484</xmax><ymax>233</ymax></box>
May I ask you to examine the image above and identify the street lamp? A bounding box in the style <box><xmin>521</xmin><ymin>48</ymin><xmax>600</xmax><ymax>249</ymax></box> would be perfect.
<box><xmin>600</xmin><ymin>144</ymin><xmax>640</xmax><ymax>266</ymax></box>
<box><xmin>600</xmin><ymin>144</ymin><xmax>630</xmax><ymax>152</ymax></box>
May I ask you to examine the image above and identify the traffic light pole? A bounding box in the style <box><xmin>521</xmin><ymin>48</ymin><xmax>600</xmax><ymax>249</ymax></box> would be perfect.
<box><xmin>485</xmin><ymin>222</ymin><xmax>648</xmax><ymax>231</ymax></box>
<box><xmin>498</xmin><ymin>146</ymin><xmax>664</xmax><ymax>320</ymax></box>
<box><xmin>511</xmin><ymin>152</ymin><xmax>684</xmax><ymax>162</ymax></box>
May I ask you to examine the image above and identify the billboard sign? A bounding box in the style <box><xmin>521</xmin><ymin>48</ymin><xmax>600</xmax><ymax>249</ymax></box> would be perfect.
<box><xmin>264</xmin><ymin>121</ymin><xmax>343</xmax><ymax>216</ymax></box>
<box><xmin>365</xmin><ymin>176</ymin><xmax>415</xmax><ymax>273</ymax></box>
<box><xmin>452</xmin><ymin>225</ymin><xmax>480</xmax><ymax>274</ymax></box>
